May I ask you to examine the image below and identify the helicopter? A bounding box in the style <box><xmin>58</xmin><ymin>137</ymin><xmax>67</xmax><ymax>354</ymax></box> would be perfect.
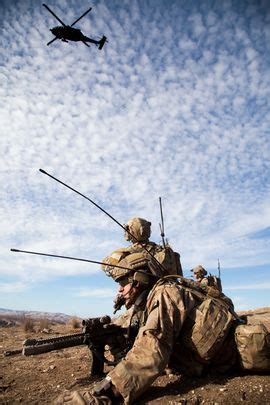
<box><xmin>43</xmin><ymin>3</ymin><xmax>107</xmax><ymax>50</ymax></box>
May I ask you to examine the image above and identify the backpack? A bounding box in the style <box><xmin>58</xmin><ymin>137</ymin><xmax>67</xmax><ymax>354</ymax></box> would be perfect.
<box><xmin>151</xmin><ymin>277</ymin><xmax>238</xmax><ymax>362</ymax></box>
<box><xmin>235</xmin><ymin>322</ymin><xmax>270</xmax><ymax>371</ymax></box>
<box><xmin>154</xmin><ymin>246</ymin><xmax>183</xmax><ymax>276</ymax></box>
<box><xmin>206</xmin><ymin>275</ymin><xmax>223</xmax><ymax>291</ymax></box>
<box><xmin>178</xmin><ymin>279</ymin><xmax>238</xmax><ymax>361</ymax></box>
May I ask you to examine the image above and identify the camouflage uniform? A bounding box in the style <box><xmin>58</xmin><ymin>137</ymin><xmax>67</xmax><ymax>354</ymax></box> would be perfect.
<box><xmin>106</xmin><ymin>276</ymin><xmax>237</xmax><ymax>404</ymax></box>
<box><xmin>55</xmin><ymin>260</ymin><xmax>269</xmax><ymax>405</ymax></box>
<box><xmin>102</xmin><ymin>217</ymin><xmax>182</xmax><ymax>282</ymax></box>
<box><xmin>191</xmin><ymin>265</ymin><xmax>208</xmax><ymax>283</ymax></box>
<box><xmin>100</xmin><ymin>255</ymin><xmax>237</xmax><ymax>403</ymax></box>
<box><xmin>124</xmin><ymin>217</ymin><xmax>182</xmax><ymax>276</ymax></box>
<box><xmin>191</xmin><ymin>265</ymin><xmax>222</xmax><ymax>291</ymax></box>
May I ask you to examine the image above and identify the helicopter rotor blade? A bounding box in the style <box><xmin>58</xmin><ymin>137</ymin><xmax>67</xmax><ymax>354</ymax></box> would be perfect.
<box><xmin>70</xmin><ymin>7</ymin><xmax>92</xmax><ymax>27</ymax></box>
<box><xmin>43</xmin><ymin>3</ymin><xmax>67</xmax><ymax>27</ymax></box>
<box><xmin>46</xmin><ymin>36</ymin><xmax>58</xmax><ymax>46</ymax></box>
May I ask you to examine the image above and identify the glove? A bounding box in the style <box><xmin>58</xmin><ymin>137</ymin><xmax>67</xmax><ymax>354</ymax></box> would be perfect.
<box><xmin>53</xmin><ymin>390</ymin><xmax>112</xmax><ymax>405</ymax></box>
<box><xmin>105</xmin><ymin>332</ymin><xmax>129</xmax><ymax>362</ymax></box>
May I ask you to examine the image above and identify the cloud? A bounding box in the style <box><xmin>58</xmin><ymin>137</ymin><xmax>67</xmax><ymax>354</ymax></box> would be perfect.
<box><xmin>226</xmin><ymin>282</ymin><xmax>270</xmax><ymax>291</ymax></box>
<box><xmin>73</xmin><ymin>287</ymin><xmax>116</xmax><ymax>298</ymax></box>
<box><xmin>1</xmin><ymin>0</ymin><xmax>270</xmax><ymax>312</ymax></box>
<box><xmin>0</xmin><ymin>282</ymin><xmax>27</xmax><ymax>294</ymax></box>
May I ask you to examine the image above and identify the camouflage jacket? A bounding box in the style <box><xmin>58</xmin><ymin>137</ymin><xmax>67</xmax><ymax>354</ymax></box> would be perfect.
<box><xmin>108</xmin><ymin>278</ymin><xmax>237</xmax><ymax>404</ymax></box>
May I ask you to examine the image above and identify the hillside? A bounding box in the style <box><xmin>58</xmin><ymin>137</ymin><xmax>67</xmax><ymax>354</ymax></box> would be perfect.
<box><xmin>0</xmin><ymin>307</ymin><xmax>73</xmax><ymax>325</ymax></box>
<box><xmin>0</xmin><ymin>308</ymin><xmax>269</xmax><ymax>404</ymax></box>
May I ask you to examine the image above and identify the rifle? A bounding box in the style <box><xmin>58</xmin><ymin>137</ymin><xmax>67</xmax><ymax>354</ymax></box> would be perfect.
<box><xmin>4</xmin><ymin>315</ymin><xmax>130</xmax><ymax>376</ymax></box>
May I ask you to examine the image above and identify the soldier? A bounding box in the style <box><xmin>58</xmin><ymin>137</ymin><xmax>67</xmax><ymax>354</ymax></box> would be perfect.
<box><xmin>124</xmin><ymin>218</ymin><xmax>182</xmax><ymax>276</ymax></box>
<box><xmin>103</xmin><ymin>217</ymin><xmax>182</xmax><ymax>286</ymax></box>
<box><xmin>55</xmin><ymin>254</ymin><xmax>240</xmax><ymax>405</ymax></box>
<box><xmin>191</xmin><ymin>264</ymin><xmax>209</xmax><ymax>286</ymax></box>
<box><xmin>103</xmin><ymin>217</ymin><xmax>182</xmax><ymax>314</ymax></box>
<box><xmin>124</xmin><ymin>217</ymin><xmax>156</xmax><ymax>253</ymax></box>
<box><xmin>191</xmin><ymin>265</ymin><xmax>222</xmax><ymax>291</ymax></box>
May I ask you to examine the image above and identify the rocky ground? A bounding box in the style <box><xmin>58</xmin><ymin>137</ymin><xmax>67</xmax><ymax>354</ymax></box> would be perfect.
<box><xmin>0</xmin><ymin>309</ymin><xmax>270</xmax><ymax>404</ymax></box>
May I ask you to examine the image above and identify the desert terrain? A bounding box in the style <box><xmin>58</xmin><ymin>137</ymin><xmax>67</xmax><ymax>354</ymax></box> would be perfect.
<box><xmin>0</xmin><ymin>308</ymin><xmax>270</xmax><ymax>404</ymax></box>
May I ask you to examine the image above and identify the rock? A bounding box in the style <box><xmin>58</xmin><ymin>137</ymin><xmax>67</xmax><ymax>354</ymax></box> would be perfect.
<box><xmin>41</xmin><ymin>328</ymin><xmax>53</xmax><ymax>334</ymax></box>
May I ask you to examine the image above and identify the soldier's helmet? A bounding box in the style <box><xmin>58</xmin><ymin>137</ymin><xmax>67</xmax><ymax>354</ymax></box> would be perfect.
<box><xmin>101</xmin><ymin>252</ymin><xmax>164</xmax><ymax>284</ymax></box>
<box><xmin>191</xmin><ymin>265</ymin><xmax>207</xmax><ymax>276</ymax></box>
<box><xmin>124</xmin><ymin>217</ymin><xmax>151</xmax><ymax>243</ymax></box>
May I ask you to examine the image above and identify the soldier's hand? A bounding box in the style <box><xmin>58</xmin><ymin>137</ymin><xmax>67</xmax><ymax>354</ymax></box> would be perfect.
<box><xmin>54</xmin><ymin>390</ymin><xmax>112</xmax><ymax>405</ymax></box>
<box><xmin>107</xmin><ymin>333</ymin><xmax>128</xmax><ymax>361</ymax></box>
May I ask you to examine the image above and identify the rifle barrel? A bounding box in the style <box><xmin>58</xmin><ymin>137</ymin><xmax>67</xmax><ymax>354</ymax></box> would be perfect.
<box><xmin>23</xmin><ymin>333</ymin><xmax>85</xmax><ymax>356</ymax></box>
<box><xmin>4</xmin><ymin>349</ymin><xmax>22</xmax><ymax>357</ymax></box>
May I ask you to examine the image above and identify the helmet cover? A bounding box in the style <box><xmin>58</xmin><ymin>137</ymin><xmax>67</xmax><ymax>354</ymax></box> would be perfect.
<box><xmin>124</xmin><ymin>217</ymin><xmax>151</xmax><ymax>242</ymax></box>
<box><xmin>191</xmin><ymin>265</ymin><xmax>207</xmax><ymax>276</ymax></box>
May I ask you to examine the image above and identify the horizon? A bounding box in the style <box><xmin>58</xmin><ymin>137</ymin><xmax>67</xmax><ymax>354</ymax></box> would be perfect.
<box><xmin>1</xmin><ymin>0</ymin><xmax>270</xmax><ymax>318</ymax></box>
<box><xmin>1</xmin><ymin>303</ymin><xmax>270</xmax><ymax>319</ymax></box>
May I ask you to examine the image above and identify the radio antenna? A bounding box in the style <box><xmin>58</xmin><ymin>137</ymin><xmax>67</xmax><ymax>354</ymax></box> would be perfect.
<box><xmin>39</xmin><ymin>169</ymin><xmax>166</xmax><ymax>273</ymax></box>
<box><xmin>10</xmin><ymin>248</ymin><xmax>132</xmax><ymax>270</ymax></box>
<box><xmin>159</xmin><ymin>197</ymin><xmax>166</xmax><ymax>248</ymax></box>
<box><xmin>218</xmin><ymin>258</ymin><xmax>221</xmax><ymax>278</ymax></box>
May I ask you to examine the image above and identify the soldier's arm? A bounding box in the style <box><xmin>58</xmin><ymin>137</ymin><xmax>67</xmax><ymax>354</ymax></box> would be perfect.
<box><xmin>107</xmin><ymin>284</ymin><xmax>196</xmax><ymax>404</ymax></box>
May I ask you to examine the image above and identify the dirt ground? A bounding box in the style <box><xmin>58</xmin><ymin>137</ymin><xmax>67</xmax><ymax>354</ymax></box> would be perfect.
<box><xmin>0</xmin><ymin>313</ymin><xmax>270</xmax><ymax>404</ymax></box>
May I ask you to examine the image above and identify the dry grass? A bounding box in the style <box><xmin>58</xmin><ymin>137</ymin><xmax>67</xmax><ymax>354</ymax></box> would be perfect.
<box><xmin>39</xmin><ymin>318</ymin><xmax>50</xmax><ymax>331</ymax></box>
<box><xmin>69</xmin><ymin>317</ymin><xmax>81</xmax><ymax>329</ymax></box>
<box><xmin>22</xmin><ymin>316</ymin><xmax>35</xmax><ymax>332</ymax></box>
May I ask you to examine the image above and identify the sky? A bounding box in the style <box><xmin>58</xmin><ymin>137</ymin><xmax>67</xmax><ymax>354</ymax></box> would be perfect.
<box><xmin>1</xmin><ymin>0</ymin><xmax>270</xmax><ymax>318</ymax></box>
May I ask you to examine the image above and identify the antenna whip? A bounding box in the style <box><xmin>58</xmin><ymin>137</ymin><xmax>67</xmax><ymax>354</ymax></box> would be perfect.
<box><xmin>39</xmin><ymin>169</ymin><xmax>166</xmax><ymax>273</ymax></box>
<box><xmin>10</xmin><ymin>248</ymin><xmax>132</xmax><ymax>271</ymax></box>
<box><xmin>159</xmin><ymin>197</ymin><xmax>166</xmax><ymax>248</ymax></box>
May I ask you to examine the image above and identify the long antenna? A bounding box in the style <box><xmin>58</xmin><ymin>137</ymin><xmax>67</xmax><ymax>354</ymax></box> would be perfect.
<box><xmin>218</xmin><ymin>258</ymin><xmax>221</xmax><ymax>279</ymax></box>
<box><xmin>10</xmin><ymin>249</ymin><xmax>132</xmax><ymax>271</ymax></box>
<box><xmin>39</xmin><ymin>169</ymin><xmax>166</xmax><ymax>273</ymax></box>
<box><xmin>159</xmin><ymin>197</ymin><xmax>166</xmax><ymax>248</ymax></box>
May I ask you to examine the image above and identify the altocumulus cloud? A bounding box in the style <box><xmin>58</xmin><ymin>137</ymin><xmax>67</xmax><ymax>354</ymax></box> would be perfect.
<box><xmin>73</xmin><ymin>288</ymin><xmax>116</xmax><ymax>298</ymax></box>
<box><xmin>1</xmin><ymin>0</ymin><xmax>270</xmax><ymax>313</ymax></box>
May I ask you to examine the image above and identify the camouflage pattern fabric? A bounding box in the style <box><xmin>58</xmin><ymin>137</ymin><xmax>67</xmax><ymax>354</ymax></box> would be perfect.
<box><xmin>123</xmin><ymin>216</ymin><xmax>182</xmax><ymax>276</ymax></box>
<box><xmin>191</xmin><ymin>265</ymin><xmax>207</xmax><ymax>275</ymax></box>
<box><xmin>124</xmin><ymin>217</ymin><xmax>151</xmax><ymax>243</ymax></box>
<box><xmin>108</xmin><ymin>278</ymin><xmax>238</xmax><ymax>404</ymax></box>
<box><xmin>54</xmin><ymin>390</ymin><xmax>112</xmax><ymax>404</ymax></box>
<box><xmin>198</xmin><ymin>276</ymin><xmax>209</xmax><ymax>287</ymax></box>
<box><xmin>235</xmin><ymin>323</ymin><xmax>270</xmax><ymax>371</ymax></box>
<box><xmin>102</xmin><ymin>243</ymin><xmax>182</xmax><ymax>280</ymax></box>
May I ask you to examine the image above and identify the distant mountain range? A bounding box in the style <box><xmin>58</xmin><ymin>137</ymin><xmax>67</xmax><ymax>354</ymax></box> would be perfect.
<box><xmin>1</xmin><ymin>306</ymin><xmax>269</xmax><ymax>326</ymax></box>
<box><xmin>0</xmin><ymin>307</ymin><xmax>74</xmax><ymax>324</ymax></box>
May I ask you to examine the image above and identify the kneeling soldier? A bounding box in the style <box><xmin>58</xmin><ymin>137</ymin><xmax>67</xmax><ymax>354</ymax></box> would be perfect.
<box><xmin>55</xmin><ymin>254</ymin><xmax>241</xmax><ymax>404</ymax></box>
